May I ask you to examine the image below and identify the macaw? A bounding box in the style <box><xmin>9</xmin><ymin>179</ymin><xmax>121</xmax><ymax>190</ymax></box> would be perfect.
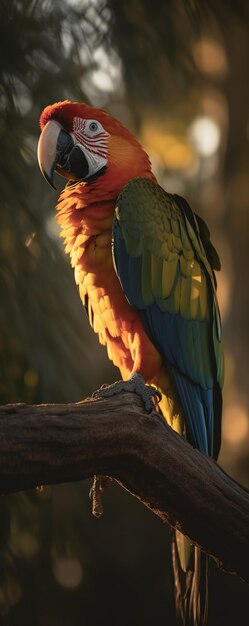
<box><xmin>38</xmin><ymin>100</ymin><xmax>224</xmax><ymax>626</ymax></box>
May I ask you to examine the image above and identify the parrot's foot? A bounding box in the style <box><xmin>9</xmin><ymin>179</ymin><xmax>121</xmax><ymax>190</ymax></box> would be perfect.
<box><xmin>89</xmin><ymin>474</ymin><xmax>112</xmax><ymax>518</ymax></box>
<box><xmin>92</xmin><ymin>372</ymin><xmax>161</xmax><ymax>413</ymax></box>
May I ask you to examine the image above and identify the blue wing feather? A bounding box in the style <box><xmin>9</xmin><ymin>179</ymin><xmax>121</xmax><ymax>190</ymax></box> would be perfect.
<box><xmin>139</xmin><ymin>304</ymin><xmax>213</xmax><ymax>454</ymax></box>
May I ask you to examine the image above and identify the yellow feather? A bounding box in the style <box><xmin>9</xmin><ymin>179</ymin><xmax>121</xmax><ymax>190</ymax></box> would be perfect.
<box><xmin>167</xmin><ymin>234</ymin><xmax>175</xmax><ymax>252</ymax></box>
<box><xmin>105</xmin><ymin>320</ymin><xmax>120</xmax><ymax>337</ymax></box>
<box><xmin>71</xmin><ymin>246</ymin><xmax>84</xmax><ymax>267</ymax></box>
<box><xmin>172</xmin><ymin>234</ymin><xmax>182</xmax><ymax>252</ymax></box>
<box><xmin>74</xmin><ymin>267</ymin><xmax>85</xmax><ymax>285</ymax></box>
<box><xmin>185</xmin><ymin>220</ymin><xmax>207</xmax><ymax>265</ymax></box>
<box><xmin>102</xmin><ymin>308</ymin><xmax>116</xmax><ymax>323</ymax></box>
<box><xmin>180</xmin><ymin>275</ymin><xmax>191</xmax><ymax>318</ymax></box>
<box><xmin>161</xmin><ymin>258</ymin><xmax>178</xmax><ymax>298</ymax></box>
<box><xmin>170</xmin><ymin>218</ymin><xmax>180</xmax><ymax>238</ymax></box>
<box><xmin>173</xmin><ymin>276</ymin><xmax>181</xmax><ymax>312</ymax></box>
<box><xmin>190</xmin><ymin>275</ymin><xmax>201</xmax><ymax>318</ymax></box>
<box><xmin>163</xmin><ymin>276</ymin><xmax>181</xmax><ymax>314</ymax></box>
<box><xmin>76</xmin><ymin>233</ymin><xmax>89</xmax><ymax>246</ymax></box>
<box><xmin>88</xmin><ymin>299</ymin><xmax>94</xmax><ymax>326</ymax></box>
<box><xmin>142</xmin><ymin>249</ymin><xmax>153</xmax><ymax>305</ymax></box>
<box><xmin>180</xmin><ymin>222</ymin><xmax>192</xmax><ymax>250</ymax></box>
<box><xmin>151</xmin><ymin>254</ymin><xmax>164</xmax><ymax>297</ymax></box>
<box><xmin>183</xmin><ymin>248</ymin><xmax>194</xmax><ymax>261</ymax></box>
<box><xmin>162</xmin><ymin>213</ymin><xmax>171</xmax><ymax>233</ymax></box>
<box><xmin>160</xmin><ymin>241</ymin><xmax>171</xmax><ymax>260</ymax></box>
<box><xmin>199</xmin><ymin>275</ymin><xmax>207</xmax><ymax>319</ymax></box>
<box><xmin>180</xmin><ymin>256</ymin><xmax>192</xmax><ymax>278</ymax></box>
<box><xmin>93</xmin><ymin>314</ymin><xmax>101</xmax><ymax>333</ymax></box>
<box><xmin>98</xmin><ymin>331</ymin><xmax>106</xmax><ymax>346</ymax></box>
<box><xmin>78</xmin><ymin>283</ymin><xmax>86</xmax><ymax>304</ymax></box>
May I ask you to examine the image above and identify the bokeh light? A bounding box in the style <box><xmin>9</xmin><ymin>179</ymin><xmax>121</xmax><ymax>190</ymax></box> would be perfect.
<box><xmin>188</xmin><ymin>116</ymin><xmax>221</xmax><ymax>157</ymax></box>
<box><xmin>53</xmin><ymin>556</ymin><xmax>84</xmax><ymax>589</ymax></box>
<box><xmin>223</xmin><ymin>404</ymin><xmax>249</xmax><ymax>445</ymax></box>
<box><xmin>141</xmin><ymin>124</ymin><xmax>197</xmax><ymax>171</ymax></box>
<box><xmin>192</xmin><ymin>37</ymin><xmax>228</xmax><ymax>77</ymax></box>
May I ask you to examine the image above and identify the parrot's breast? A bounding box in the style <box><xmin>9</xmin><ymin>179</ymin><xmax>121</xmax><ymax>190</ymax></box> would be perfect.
<box><xmin>56</xmin><ymin>183</ymin><xmax>162</xmax><ymax>382</ymax></box>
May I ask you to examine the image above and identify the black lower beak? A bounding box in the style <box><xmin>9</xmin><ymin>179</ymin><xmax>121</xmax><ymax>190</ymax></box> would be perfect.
<box><xmin>54</xmin><ymin>129</ymin><xmax>89</xmax><ymax>184</ymax></box>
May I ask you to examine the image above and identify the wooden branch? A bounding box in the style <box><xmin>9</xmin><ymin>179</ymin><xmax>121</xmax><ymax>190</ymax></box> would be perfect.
<box><xmin>0</xmin><ymin>394</ymin><xmax>248</xmax><ymax>583</ymax></box>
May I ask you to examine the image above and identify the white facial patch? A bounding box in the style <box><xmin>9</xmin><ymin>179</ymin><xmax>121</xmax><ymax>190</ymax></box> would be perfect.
<box><xmin>72</xmin><ymin>117</ymin><xmax>109</xmax><ymax>178</ymax></box>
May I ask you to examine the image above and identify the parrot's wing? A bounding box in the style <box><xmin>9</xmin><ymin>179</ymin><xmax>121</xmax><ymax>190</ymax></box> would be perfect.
<box><xmin>113</xmin><ymin>177</ymin><xmax>224</xmax><ymax>457</ymax></box>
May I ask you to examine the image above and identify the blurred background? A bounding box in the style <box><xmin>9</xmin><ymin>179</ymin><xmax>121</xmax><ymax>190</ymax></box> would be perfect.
<box><xmin>0</xmin><ymin>0</ymin><xmax>249</xmax><ymax>624</ymax></box>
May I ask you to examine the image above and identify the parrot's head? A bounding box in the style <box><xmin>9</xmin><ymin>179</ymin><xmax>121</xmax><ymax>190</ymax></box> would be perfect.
<box><xmin>38</xmin><ymin>100</ymin><xmax>152</xmax><ymax>191</ymax></box>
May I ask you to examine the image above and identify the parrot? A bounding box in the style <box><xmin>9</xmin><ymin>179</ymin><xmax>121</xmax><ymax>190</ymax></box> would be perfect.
<box><xmin>37</xmin><ymin>100</ymin><xmax>224</xmax><ymax>626</ymax></box>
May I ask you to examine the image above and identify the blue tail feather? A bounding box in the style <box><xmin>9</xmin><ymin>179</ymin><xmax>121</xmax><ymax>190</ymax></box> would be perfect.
<box><xmin>167</xmin><ymin>365</ymin><xmax>212</xmax><ymax>455</ymax></box>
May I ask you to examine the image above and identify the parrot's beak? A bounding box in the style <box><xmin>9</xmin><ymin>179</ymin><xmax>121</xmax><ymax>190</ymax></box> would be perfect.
<box><xmin>37</xmin><ymin>120</ymin><xmax>89</xmax><ymax>189</ymax></box>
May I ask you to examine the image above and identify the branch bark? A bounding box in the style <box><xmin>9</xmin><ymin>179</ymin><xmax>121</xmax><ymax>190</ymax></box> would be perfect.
<box><xmin>0</xmin><ymin>393</ymin><xmax>248</xmax><ymax>583</ymax></box>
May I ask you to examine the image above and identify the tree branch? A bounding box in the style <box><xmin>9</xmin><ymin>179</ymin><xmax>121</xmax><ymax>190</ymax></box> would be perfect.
<box><xmin>0</xmin><ymin>393</ymin><xmax>248</xmax><ymax>583</ymax></box>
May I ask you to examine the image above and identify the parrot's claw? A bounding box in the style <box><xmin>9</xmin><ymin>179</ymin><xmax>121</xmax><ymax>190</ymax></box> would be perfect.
<box><xmin>92</xmin><ymin>372</ymin><xmax>161</xmax><ymax>413</ymax></box>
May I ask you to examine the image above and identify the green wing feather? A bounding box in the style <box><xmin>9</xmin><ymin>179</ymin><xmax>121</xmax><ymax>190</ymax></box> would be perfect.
<box><xmin>115</xmin><ymin>177</ymin><xmax>224</xmax><ymax>390</ymax></box>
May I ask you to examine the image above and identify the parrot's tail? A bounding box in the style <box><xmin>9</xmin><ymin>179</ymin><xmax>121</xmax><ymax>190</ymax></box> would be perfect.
<box><xmin>171</xmin><ymin>530</ymin><xmax>209</xmax><ymax>626</ymax></box>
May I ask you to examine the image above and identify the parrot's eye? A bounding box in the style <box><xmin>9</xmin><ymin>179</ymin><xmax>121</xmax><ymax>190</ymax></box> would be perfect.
<box><xmin>89</xmin><ymin>121</ymin><xmax>98</xmax><ymax>132</ymax></box>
